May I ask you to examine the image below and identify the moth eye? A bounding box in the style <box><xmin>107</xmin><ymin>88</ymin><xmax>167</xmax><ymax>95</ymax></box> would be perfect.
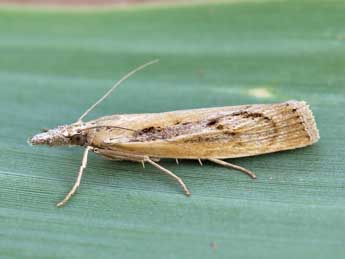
<box><xmin>71</xmin><ymin>134</ymin><xmax>87</xmax><ymax>146</ymax></box>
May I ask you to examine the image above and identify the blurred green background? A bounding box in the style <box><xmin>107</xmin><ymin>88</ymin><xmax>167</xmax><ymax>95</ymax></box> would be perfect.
<box><xmin>1</xmin><ymin>0</ymin><xmax>345</xmax><ymax>258</ymax></box>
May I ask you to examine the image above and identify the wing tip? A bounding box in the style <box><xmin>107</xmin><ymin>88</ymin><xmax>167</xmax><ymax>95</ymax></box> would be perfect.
<box><xmin>288</xmin><ymin>100</ymin><xmax>320</xmax><ymax>145</ymax></box>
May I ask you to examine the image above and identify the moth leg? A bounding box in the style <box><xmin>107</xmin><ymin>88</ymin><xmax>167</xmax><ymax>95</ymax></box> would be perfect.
<box><xmin>208</xmin><ymin>158</ymin><xmax>257</xmax><ymax>179</ymax></box>
<box><xmin>198</xmin><ymin>159</ymin><xmax>203</xmax><ymax>166</ymax></box>
<box><xmin>56</xmin><ymin>146</ymin><xmax>92</xmax><ymax>207</ymax></box>
<box><xmin>144</xmin><ymin>157</ymin><xmax>191</xmax><ymax>196</ymax></box>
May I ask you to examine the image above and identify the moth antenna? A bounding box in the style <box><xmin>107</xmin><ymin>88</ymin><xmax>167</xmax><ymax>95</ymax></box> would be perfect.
<box><xmin>83</xmin><ymin>125</ymin><xmax>137</xmax><ymax>133</ymax></box>
<box><xmin>77</xmin><ymin>59</ymin><xmax>159</xmax><ymax>123</ymax></box>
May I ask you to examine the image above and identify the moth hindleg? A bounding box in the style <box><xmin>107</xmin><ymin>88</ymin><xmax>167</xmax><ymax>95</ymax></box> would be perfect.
<box><xmin>57</xmin><ymin>146</ymin><xmax>93</xmax><ymax>207</ymax></box>
<box><xmin>144</xmin><ymin>156</ymin><xmax>191</xmax><ymax>196</ymax></box>
<box><xmin>208</xmin><ymin>158</ymin><xmax>256</xmax><ymax>179</ymax></box>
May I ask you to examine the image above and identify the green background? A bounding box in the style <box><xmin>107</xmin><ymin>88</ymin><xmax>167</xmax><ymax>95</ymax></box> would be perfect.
<box><xmin>1</xmin><ymin>0</ymin><xmax>345</xmax><ymax>258</ymax></box>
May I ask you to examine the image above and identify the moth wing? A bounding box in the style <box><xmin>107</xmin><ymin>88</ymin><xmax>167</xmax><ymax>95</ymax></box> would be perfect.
<box><xmin>101</xmin><ymin>101</ymin><xmax>319</xmax><ymax>159</ymax></box>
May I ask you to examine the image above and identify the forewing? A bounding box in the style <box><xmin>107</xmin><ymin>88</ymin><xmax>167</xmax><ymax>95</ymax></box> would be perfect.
<box><xmin>100</xmin><ymin>101</ymin><xmax>319</xmax><ymax>159</ymax></box>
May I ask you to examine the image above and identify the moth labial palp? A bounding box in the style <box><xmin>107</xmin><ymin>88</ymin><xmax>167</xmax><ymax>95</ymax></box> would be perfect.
<box><xmin>29</xmin><ymin>60</ymin><xmax>320</xmax><ymax>207</ymax></box>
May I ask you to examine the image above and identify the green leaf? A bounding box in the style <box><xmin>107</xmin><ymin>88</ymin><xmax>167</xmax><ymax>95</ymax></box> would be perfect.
<box><xmin>1</xmin><ymin>1</ymin><xmax>344</xmax><ymax>258</ymax></box>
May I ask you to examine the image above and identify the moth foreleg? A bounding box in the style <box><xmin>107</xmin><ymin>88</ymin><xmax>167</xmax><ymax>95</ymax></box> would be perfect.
<box><xmin>56</xmin><ymin>146</ymin><xmax>92</xmax><ymax>207</ymax></box>
<box><xmin>208</xmin><ymin>158</ymin><xmax>257</xmax><ymax>179</ymax></box>
<box><xmin>144</xmin><ymin>157</ymin><xmax>191</xmax><ymax>196</ymax></box>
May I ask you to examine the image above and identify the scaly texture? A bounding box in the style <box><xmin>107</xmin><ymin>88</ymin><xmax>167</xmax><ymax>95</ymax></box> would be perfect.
<box><xmin>87</xmin><ymin>100</ymin><xmax>319</xmax><ymax>158</ymax></box>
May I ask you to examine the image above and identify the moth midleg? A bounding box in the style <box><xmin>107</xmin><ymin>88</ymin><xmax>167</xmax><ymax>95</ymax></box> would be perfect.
<box><xmin>94</xmin><ymin>148</ymin><xmax>156</xmax><ymax>162</ymax></box>
<box><xmin>144</xmin><ymin>156</ymin><xmax>191</xmax><ymax>196</ymax></box>
<box><xmin>56</xmin><ymin>146</ymin><xmax>92</xmax><ymax>207</ymax></box>
<box><xmin>208</xmin><ymin>158</ymin><xmax>257</xmax><ymax>179</ymax></box>
<box><xmin>93</xmin><ymin>148</ymin><xmax>190</xmax><ymax>195</ymax></box>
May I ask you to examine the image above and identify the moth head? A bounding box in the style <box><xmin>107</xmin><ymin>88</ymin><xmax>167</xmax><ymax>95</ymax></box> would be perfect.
<box><xmin>29</xmin><ymin>124</ymin><xmax>87</xmax><ymax>147</ymax></box>
<box><xmin>28</xmin><ymin>60</ymin><xmax>158</xmax><ymax>148</ymax></box>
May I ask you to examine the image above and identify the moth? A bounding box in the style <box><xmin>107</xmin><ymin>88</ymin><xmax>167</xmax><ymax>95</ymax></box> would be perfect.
<box><xmin>29</xmin><ymin>60</ymin><xmax>320</xmax><ymax>207</ymax></box>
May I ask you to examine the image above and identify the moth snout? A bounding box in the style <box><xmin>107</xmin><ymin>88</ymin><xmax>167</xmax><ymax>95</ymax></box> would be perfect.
<box><xmin>29</xmin><ymin>132</ymin><xmax>52</xmax><ymax>145</ymax></box>
<box><xmin>29</xmin><ymin>129</ymin><xmax>70</xmax><ymax>146</ymax></box>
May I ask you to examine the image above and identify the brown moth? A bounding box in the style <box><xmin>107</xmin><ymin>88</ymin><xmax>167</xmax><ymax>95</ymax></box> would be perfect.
<box><xmin>29</xmin><ymin>60</ymin><xmax>320</xmax><ymax>207</ymax></box>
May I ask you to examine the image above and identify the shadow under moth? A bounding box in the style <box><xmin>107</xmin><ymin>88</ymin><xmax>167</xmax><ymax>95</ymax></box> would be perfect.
<box><xmin>29</xmin><ymin>60</ymin><xmax>320</xmax><ymax>207</ymax></box>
